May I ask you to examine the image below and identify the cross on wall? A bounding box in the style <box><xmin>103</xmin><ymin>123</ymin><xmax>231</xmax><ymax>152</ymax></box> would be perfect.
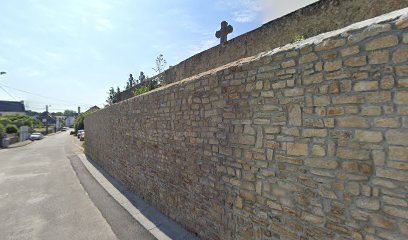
<box><xmin>215</xmin><ymin>21</ymin><xmax>233</xmax><ymax>44</ymax></box>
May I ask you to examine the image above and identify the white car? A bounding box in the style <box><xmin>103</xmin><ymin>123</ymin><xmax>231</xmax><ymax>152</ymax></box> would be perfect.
<box><xmin>80</xmin><ymin>132</ymin><xmax>85</xmax><ymax>141</ymax></box>
<box><xmin>30</xmin><ymin>133</ymin><xmax>44</xmax><ymax>140</ymax></box>
<box><xmin>77</xmin><ymin>130</ymin><xmax>84</xmax><ymax>139</ymax></box>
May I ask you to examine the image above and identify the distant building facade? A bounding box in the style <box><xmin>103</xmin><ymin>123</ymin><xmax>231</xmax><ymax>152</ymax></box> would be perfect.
<box><xmin>65</xmin><ymin>116</ymin><xmax>76</xmax><ymax>127</ymax></box>
<box><xmin>0</xmin><ymin>100</ymin><xmax>26</xmax><ymax>116</ymax></box>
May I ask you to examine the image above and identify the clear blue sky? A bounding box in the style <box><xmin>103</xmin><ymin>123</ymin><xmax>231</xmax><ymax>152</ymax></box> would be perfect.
<box><xmin>0</xmin><ymin>0</ymin><xmax>316</xmax><ymax>112</ymax></box>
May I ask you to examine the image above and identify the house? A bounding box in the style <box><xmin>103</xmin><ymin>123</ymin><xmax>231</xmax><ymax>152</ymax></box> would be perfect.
<box><xmin>55</xmin><ymin>116</ymin><xmax>66</xmax><ymax>129</ymax></box>
<box><xmin>0</xmin><ymin>100</ymin><xmax>26</xmax><ymax>116</ymax></box>
<box><xmin>39</xmin><ymin>112</ymin><xmax>56</xmax><ymax>125</ymax></box>
<box><xmin>65</xmin><ymin>116</ymin><xmax>76</xmax><ymax>128</ymax></box>
<box><xmin>86</xmin><ymin>106</ymin><xmax>100</xmax><ymax>113</ymax></box>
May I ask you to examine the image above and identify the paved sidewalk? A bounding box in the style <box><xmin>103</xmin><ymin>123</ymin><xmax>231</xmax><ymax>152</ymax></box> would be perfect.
<box><xmin>76</xmin><ymin>153</ymin><xmax>199</xmax><ymax>240</ymax></box>
<box><xmin>0</xmin><ymin>132</ymin><xmax>118</xmax><ymax>240</ymax></box>
<box><xmin>7</xmin><ymin>140</ymin><xmax>32</xmax><ymax>148</ymax></box>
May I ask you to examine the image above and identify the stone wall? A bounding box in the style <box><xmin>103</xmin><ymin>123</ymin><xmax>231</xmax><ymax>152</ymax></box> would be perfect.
<box><xmin>118</xmin><ymin>0</ymin><xmax>408</xmax><ymax>102</ymax></box>
<box><xmin>86</xmin><ymin>9</ymin><xmax>408</xmax><ymax>240</ymax></box>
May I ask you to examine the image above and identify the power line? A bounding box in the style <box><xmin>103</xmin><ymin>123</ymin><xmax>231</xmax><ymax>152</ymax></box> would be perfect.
<box><xmin>24</xmin><ymin>100</ymin><xmax>92</xmax><ymax>108</ymax></box>
<box><xmin>0</xmin><ymin>85</ymin><xmax>17</xmax><ymax>100</ymax></box>
<box><xmin>0</xmin><ymin>83</ymin><xmax>87</xmax><ymax>106</ymax></box>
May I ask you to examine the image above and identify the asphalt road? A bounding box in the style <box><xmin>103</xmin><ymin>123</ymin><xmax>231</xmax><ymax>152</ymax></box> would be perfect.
<box><xmin>0</xmin><ymin>132</ymin><xmax>155</xmax><ymax>240</ymax></box>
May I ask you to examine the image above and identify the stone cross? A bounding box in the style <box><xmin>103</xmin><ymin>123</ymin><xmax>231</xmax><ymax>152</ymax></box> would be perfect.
<box><xmin>215</xmin><ymin>21</ymin><xmax>233</xmax><ymax>44</ymax></box>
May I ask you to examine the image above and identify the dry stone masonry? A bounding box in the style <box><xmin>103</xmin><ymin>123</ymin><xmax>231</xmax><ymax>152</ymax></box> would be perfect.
<box><xmin>86</xmin><ymin>9</ymin><xmax>408</xmax><ymax>240</ymax></box>
<box><xmin>117</xmin><ymin>0</ymin><xmax>408</xmax><ymax>102</ymax></box>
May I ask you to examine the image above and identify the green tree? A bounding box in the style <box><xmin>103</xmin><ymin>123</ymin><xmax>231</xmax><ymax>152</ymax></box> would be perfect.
<box><xmin>63</xmin><ymin>110</ymin><xmax>76</xmax><ymax>116</ymax></box>
<box><xmin>74</xmin><ymin>108</ymin><xmax>99</xmax><ymax>133</ymax></box>
<box><xmin>106</xmin><ymin>87</ymin><xmax>118</xmax><ymax>106</ymax></box>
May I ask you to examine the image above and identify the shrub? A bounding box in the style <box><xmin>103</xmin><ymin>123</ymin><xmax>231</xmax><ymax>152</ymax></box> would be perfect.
<box><xmin>133</xmin><ymin>82</ymin><xmax>157</xmax><ymax>96</ymax></box>
<box><xmin>5</xmin><ymin>124</ymin><xmax>18</xmax><ymax>134</ymax></box>
<box><xmin>292</xmin><ymin>35</ymin><xmax>306</xmax><ymax>43</ymax></box>
<box><xmin>0</xmin><ymin>115</ymin><xmax>42</xmax><ymax>128</ymax></box>
<box><xmin>0</xmin><ymin>124</ymin><xmax>5</xmax><ymax>137</ymax></box>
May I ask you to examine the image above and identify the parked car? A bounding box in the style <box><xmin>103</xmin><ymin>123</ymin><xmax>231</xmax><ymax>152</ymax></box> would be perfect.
<box><xmin>79</xmin><ymin>132</ymin><xmax>85</xmax><ymax>141</ymax></box>
<box><xmin>70</xmin><ymin>130</ymin><xmax>75</xmax><ymax>135</ymax></box>
<box><xmin>30</xmin><ymin>132</ymin><xmax>44</xmax><ymax>140</ymax></box>
<box><xmin>77</xmin><ymin>130</ymin><xmax>84</xmax><ymax>139</ymax></box>
<box><xmin>61</xmin><ymin>127</ymin><xmax>67</xmax><ymax>131</ymax></box>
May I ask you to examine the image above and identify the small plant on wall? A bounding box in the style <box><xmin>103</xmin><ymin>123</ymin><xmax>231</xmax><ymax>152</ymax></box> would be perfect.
<box><xmin>133</xmin><ymin>82</ymin><xmax>157</xmax><ymax>96</ymax></box>
<box><xmin>292</xmin><ymin>35</ymin><xmax>306</xmax><ymax>43</ymax></box>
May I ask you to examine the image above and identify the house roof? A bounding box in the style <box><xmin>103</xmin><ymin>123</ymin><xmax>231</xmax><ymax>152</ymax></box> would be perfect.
<box><xmin>0</xmin><ymin>100</ymin><xmax>25</xmax><ymax>113</ymax></box>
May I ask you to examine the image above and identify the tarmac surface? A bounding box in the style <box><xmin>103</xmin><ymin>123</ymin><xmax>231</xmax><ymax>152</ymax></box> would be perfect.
<box><xmin>0</xmin><ymin>131</ymin><xmax>156</xmax><ymax>240</ymax></box>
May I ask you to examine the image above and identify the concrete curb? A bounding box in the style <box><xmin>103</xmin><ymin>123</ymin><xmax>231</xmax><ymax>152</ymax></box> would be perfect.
<box><xmin>7</xmin><ymin>140</ymin><xmax>33</xmax><ymax>149</ymax></box>
<box><xmin>76</xmin><ymin>153</ymin><xmax>199</xmax><ymax>240</ymax></box>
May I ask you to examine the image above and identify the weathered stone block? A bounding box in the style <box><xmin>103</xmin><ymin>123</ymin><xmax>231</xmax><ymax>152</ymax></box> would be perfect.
<box><xmin>389</xmin><ymin>146</ymin><xmax>408</xmax><ymax>161</ymax></box>
<box><xmin>288</xmin><ymin>104</ymin><xmax>302</xmax><ymax>126</ymax></box>
<box><xmin>337</xmin><ymin>148</ymin><xmax>369</xmax><ymax>160</ymax></box>
<box><xmin>376</xmin><ymin>167</ymin><xmax>408</xmax><ymax>182</ymax></box>
<box><xmin>284</xmin><ymin>87</ymin><xmax>304</xmax><ymax>97</ymax></box>
<box><xmin>396</xmin><ymin>65</ymin><xmax>408</xmax><ymax>76</ymax></box>
<box><xmin>380</xmin><ymin>75</ymin><xmax>394</xmax><ymax>89</ymax></box>
<box><xmin>261</xmin><ymin>91</ymin><xmax>275</xmax><ymax>98</ymax></box>
<box><xmin>383</xmin><ymin>206</ymin><xmax>408</xmax><ymax>219</ymax></box>
<box><xmin>281</xmin><ymin>59</ymin><xmax>296</xmax><ymax>68</ymax></box>
<box><xmin>354</xmin><ymin>130</ymin><xmax>383</xmax><ymax>143</ymax></box>
<box><xmin>324</xmin><ymin>60</ymin><xmax>342</xmax><ymax>71</ymax></box>
<box><xmin>353</xmin><ymin>81</ymin><xmax>378</xmax><ymax>92</ymax></box>
<box><xmin>382</xmin><ymin>196</ymin><xmax>407</xmax><ymax>207</ymax></box>
<box><xmin>374</xmin><ymin>117</ymin><xmax>400</xmax><ymax>128</ymax></box>
<box><xmin>348</xmin><ymin>24</ymin><xmax>391</xmax><ymax>44</ymax></box>
<box><xmin>303</xmin><ymin>129</ymin><xmax>328</xmax><ymax>138</ymax></box>
<box><xmin>312</xmin><ymin>145</ymin><xmax>326</xmax><ymax>156</ymax></box>
<box><xmin>341</xmin><ymin>46</ymin><xmax>360</xmax><ymax>57</ymax></box>
<box><xmin>404</xmin><ymin>33</ymin><xmax>408</xmax><ymax>44</ymax></box>
<box><xmin>299</xmin><ymin>52</ymin><xmax>318</xmax><ymax>64</ymax></box>
<box><xmin>301</xmin><ymin>212</ymin><xmax>324</xmax><ymax>224</ymax></box>
<box><xmin>332</xmin><ymin>95</ymin><xmax>364</xmax><ymax>104</ymax></box>
<box><xmin>366</xmin><ymin>92</ymin><xmax>392</xmax><ymax>103</ymax></box>
<box><xmin>362</xmin><ymin>106</ymin><xmax>382</xmax><ymax>116</ymax></box>
<box><xmin>370</xmin><ymin>214</ymin><xmax>396</xmax><ymax>229</ymax></box>
<box><xmin>399</xmin><ymin>78</ymin><xmax>408</xmax><ymax>88</ymax></box>
<box><xmin>344</xmin><ymin>56</ymin><xmax>366</xmax><ymax>67</ymax></box>
<box><xmin>366</xmin><ymin>35</ymin><xmax>398</xmax><ymax>51</ymax></box>
<box><xmin>305</xmin><ymin>158</ymin><xmax>338</xmax><ymax>169</ymax></box>
<box><xmin>394</xmin><ymin>91</ymin><xmax>408</xmax><ymax>104</ymax></box>
<box><xmin>368</xmin><ymin>50</ymin><xmax>390</xmax><ymax>64</ymax></box>
<box><xmin>336</xmin><ymin>116</ymin><xmax>370</xmax><ymax>128</ymax></box>
<box><xmin>303</xmin><ymin>73</ymin><xmax>323</xmax><ymax>85</ymax></box>
<box><xmin>287</xmin><ymin>143</ymin><xmax>308</xmax><ymax>156</ymax></box>
<box><xmin>393</xmin><ymin>48</ymin><xmax>408</xmax><ymax>63</ymax></box>
<box><xmin>254</xmin><ymin>119</ymin><xmax>270</xmax><ymax>125</ymax></box>
<box><xmin>345</xmin><ymin>182</ymin><xmax>360</xmax><ymax>195</ymax></box>
<box><xmin>356</xmin><ymin>197</ymin><xmax>380</xmax><ymax>210</ymax></box>
<box><xmin>230</xmin><ymin>134</ymin><xmax>256</xmax><ymax>145</ymax></box>
<box><xmin>396</xmin><ymin>15</ymin><xmax>408</xmax><ymax>29</ymax></box>
<box><xmin>315</xmin><ymin>38</ymin><xmax>346</xmax><ymax>51</ymax></box>
<box><xmin>385</xmin><ymin>130</ymin><xmax>408</xmax><ymax>146</ymax></box>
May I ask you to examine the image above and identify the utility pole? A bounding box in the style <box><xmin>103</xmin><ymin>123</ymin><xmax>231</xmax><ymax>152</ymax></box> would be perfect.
<box><xmin>45</xmin><ymin>105</ymin><xmax>49</xmax><ymax>135</ymax></box>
